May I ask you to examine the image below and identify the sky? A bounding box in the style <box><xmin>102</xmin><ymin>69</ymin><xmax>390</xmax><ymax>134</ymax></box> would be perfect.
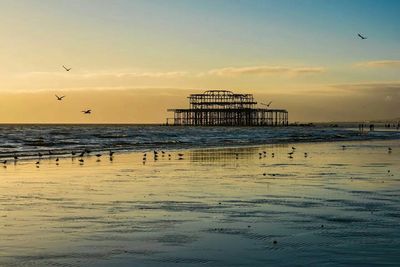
<box><xmin>0</xmin><ymin>0</ymin><xmax>399</xmax><ymax>123</ymax></box>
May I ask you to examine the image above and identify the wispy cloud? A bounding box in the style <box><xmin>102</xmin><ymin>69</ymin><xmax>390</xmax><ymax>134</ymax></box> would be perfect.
<box><xmin>208</xmin><ymin>65</ymin><xmax>326</xmax><ymax>77</ymax></box>
<box><xmin>355</xmin><ymin>60</ymin><xmax>400</xmax><ymax>68</ymax></box>
<box><xmin>330</xmin><ymin>81</ymin><xmax>400</xmax><ymax>100</ymax></box>
<box><xmin>81</xmin><ymin>71</ymin><xmax>188</xmax><ymax>78</ymax></box>
<box><xmin>17</xmin><ymin>70</ymin><xmax>189</xmax><ymax>79</ymax></box>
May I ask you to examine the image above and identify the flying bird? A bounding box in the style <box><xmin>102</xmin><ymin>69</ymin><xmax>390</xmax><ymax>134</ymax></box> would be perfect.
<box><xmin>81</xmin><ymin>110</ymin><xmax>92</xmax><ymax>114</ymax></box>
<box><xmin>55</xmin><ymin>95</ymin><xmax>66</xmax><ymax>101</ymax></box>
<box><xmin>261</xmin><ymin>101</ymin><xmax>272</xmax><ymax>107</ymax></box>
<box><xmin>357</xmin><ymin>33</ymin><xmax>367</xmax><ymax>40</ymax></box>
<box><xmin>62</xmin><ymin>65</ymin><xmax>72</xmax><ymax>71</ymax></box>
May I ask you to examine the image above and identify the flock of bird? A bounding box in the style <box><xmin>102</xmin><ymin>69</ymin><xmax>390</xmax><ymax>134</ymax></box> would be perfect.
<box><xmin>54</xmin><ymin>32</ymin><xmax>370</xmax><ymax>115</ymax></box>
<box><xmin>1</xmin><ymin>149</ymin><xmax>116</xmax><ymax>168</ymax></box>
<box><xmin>0</xmin><ymin>143</ymin><xmax>394</xmax><ymax>169</ymax></box>
<box><xmin>56</xmin><ymin>65</ymin><xmax>92</xmax><ymax>115</ymax></box>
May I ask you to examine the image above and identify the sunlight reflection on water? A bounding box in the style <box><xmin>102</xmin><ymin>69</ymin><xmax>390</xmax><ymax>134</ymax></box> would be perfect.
<box><xmin>0</xmin><ymin>140</ymin><xmax>399</xmax><ymax>266</ymax></box>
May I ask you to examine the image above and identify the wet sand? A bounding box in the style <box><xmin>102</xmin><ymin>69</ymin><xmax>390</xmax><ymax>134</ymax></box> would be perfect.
<box><xmin>1</xmin><ymin>140</ymin><xmax>399</xmax><ymax>266</ymax></box>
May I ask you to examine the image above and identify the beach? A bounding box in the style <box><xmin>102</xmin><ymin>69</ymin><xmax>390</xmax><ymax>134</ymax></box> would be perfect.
<box><xmin>1</xmin><ymin>139</ymin><xmax>399</xmax><ymax>266</ymax></box>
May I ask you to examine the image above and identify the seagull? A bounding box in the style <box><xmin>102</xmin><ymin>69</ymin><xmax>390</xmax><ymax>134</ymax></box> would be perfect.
<box><xmin>304</xmin><ymin>152</ymin><xmax>308</xmax><ymax>157</ymax></box>
<box><xmin>109</xmin><ymin>151</ymin><xmax>114</xmax><ymax>157</ymax></box>
<box><xmin>82</xmin><ymin>110</ymin><xmax>91</xmax><ymax>114</ymax></box>
<box><xmin>2</xmin><ymin>160</ymin><xmax>7</xmax><ymax>164</ymax></box>
<box><xmin>357</xmin><ymin>33</ymin><xmax>367</xmax><ymax>40</ymax></box>
<box><xmin>62</xmin><ymin>65</ymin><xmax>72</xmax><ymax>71</ymax></box>
<box><xmin>261</xmin><ymin>101</ymin><xmax>272</xmax><ymax>107</ymax></box>
<box><xmin>55</xmin><ymin>158</ymin><xmax>59</xmax><ymax>162</ymax></box>
<box><xmin>55</xmin><ymin>95</ymin><xmax>66</xmax><ymax>101</ymax></box>
<box><xmin>96</xmin><ymin>154</ymin><xmax>102</xmax><ymax>158</ymax></box>
<box><xmin>78</xmin><ymin>158</ymin><xmax>84</xmax><ymax>163</ymax></box>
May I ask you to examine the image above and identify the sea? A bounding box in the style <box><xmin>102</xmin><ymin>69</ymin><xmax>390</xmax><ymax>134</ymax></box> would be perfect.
<box><xmin>0</xmin><ymin>124</ymin><xmax>399</xmax><ymax>159</ymax></box>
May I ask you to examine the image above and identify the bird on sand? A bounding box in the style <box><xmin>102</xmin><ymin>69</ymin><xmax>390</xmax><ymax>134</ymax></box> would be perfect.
<box><xmin>62</xmin><ymin>65</ymin><xmax>72</xmax><ymax>71</ymax></box>
<box><xmin>82</xmin><ymin>110</ymin><xmax>91</xmax><ymax>114</ymax></box>
<box><xmin>357</xmin><ymin>33</ymin><xmax>367</xmax><ymax>40</ymax></box>
<box><xmin>178</xmin><ymin>153</ymin><xmax>184</xmax><ymax>157</ymax></box>
<box><xmin>96</xmin><ymin>154</ymin><xmax>102</xmax><ymax>158</ymax></box>
<box><xmin>78</xmin><ymin>158</ymin><xmax>84</xmax><ymax>163</ymax></box>
<box><xmin>2</xmin><ymin>160</ymin><xmax>7</xmax><ymax>164</ymax></box>
<box><xmin>388</xmin><ymin>147</ymin><xmax>392</xmax><ymax>153</ymax></box>
<box><xmin>304</xmin><ymin>152</ymin><xmax>308</xmax><ymax>157</ymax></box>
<box><xmin>55</xmin><ymin>95</ymin><xmax>66</xmax><ymax>101</ymax></box>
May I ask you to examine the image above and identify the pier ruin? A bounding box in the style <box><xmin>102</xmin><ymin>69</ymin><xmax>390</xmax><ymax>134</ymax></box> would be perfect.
<box><xmin>167</xmin><ymin>90</ymin><xmax>288</xmax><ymax>126</ymax></box>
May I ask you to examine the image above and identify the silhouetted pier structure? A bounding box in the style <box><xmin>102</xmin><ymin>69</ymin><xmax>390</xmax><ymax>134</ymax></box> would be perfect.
<box><xmin>167</xmin><ymin>90</ymin><xmax>288</xmax><ymax>126</ymax></box>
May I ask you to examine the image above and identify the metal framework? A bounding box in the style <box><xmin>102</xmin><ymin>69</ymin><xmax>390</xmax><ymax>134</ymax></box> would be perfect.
<box><xmin>167</xmin><ymin>90</ymin><xmax>288</xmax><ymax>126</ymax></box>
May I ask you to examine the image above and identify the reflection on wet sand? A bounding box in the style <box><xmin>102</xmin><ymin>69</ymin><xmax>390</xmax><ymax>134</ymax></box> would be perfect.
<box><xmin>0</xmin><ymin>140</ymin><xmax>399</xmax><ymax>266</ymax></box>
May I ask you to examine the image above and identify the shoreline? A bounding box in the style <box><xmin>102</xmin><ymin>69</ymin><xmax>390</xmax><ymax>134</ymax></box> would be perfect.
<box><xmin>2</xmin><ymin>138</ymin><xmax>398</xmax><ymax>165</ymax></box>
<box><xmin>1</xmin><ymin>130</ymin><xmax>399</xmax><ymax>161</ymax></box>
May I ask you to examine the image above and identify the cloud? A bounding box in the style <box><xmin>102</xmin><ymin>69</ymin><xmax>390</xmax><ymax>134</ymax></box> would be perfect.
<box><xmin>356</xmin><ymin>60</ymin><xmax>400</xmax><ymax>68</ymax></box>
<box><xmin>208</xmin><ymin>65</ymin><xmax>326</xmax><ymax>76</ymax></box>
<box><xmin>330</xmin><ymin>81</ymin><xmax>400</xmax><ymax>99</ymax></box>
<box><xmin>17</xmin><ymin>70</ymin><xmax>189</xmax><ymax>79</ymax></box>
<box><xmin>82</xmin><ymin>71</ymin><xmax>188</xmax><ymax>78</ymax></box>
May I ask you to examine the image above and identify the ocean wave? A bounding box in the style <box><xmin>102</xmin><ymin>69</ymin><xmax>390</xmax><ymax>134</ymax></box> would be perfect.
<box><xmin>0</xmin><ymin>125</ymin><xmax>399</xmax><ymax>159</ymax></box>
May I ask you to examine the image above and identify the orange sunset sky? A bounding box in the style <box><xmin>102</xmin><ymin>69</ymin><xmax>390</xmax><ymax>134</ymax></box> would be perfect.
<box><xmin>1</xmin><ymin>0</ymin><xmax>399</xmax><ymax>123</ymax></box>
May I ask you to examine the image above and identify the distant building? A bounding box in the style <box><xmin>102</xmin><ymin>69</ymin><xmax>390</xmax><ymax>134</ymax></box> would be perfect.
<box><xmin>167</xmin><ymin>90</ymin><xmax>288</xmax><ymax>126</ymax></box>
